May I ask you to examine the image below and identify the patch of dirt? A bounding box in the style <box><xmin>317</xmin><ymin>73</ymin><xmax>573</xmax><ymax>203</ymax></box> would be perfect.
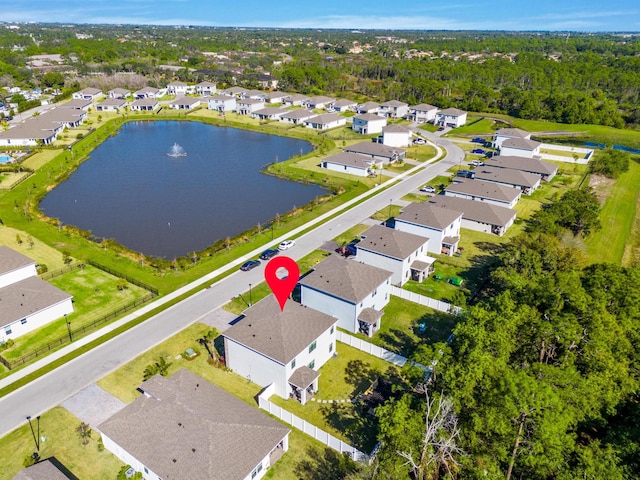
<box><xmin>588</xmin><ymin>174</ymin><xmax>616</xmax><ymax>204</ymax></box>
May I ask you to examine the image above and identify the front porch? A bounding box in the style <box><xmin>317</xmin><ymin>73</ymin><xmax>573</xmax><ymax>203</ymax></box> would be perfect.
<box><xmin>288</xmin><ymin>366</ymin><xmax>320</xmax><ymax>405</ymax></box>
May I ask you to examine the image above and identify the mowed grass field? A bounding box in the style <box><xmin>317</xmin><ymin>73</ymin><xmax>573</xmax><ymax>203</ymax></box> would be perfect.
<box><xmin>0</xmin><ymin>225</ymin><xmax>66</xmax><ymax>270</ymax></box>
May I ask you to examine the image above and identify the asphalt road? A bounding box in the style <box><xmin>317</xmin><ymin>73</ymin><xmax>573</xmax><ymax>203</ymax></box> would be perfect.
<box><xmin>0</xmin><ymin>135</ymin><xmax>463</xmax><ymax>438</ymax></box>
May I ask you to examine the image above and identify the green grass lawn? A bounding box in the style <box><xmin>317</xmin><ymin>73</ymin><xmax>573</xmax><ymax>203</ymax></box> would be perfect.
<box><xmin>371</xmin><ymin>204</ymin><xmax>403</xmax><ymax>222</ymax></box>
<box><xmin>0</xmin><ymin>171</ymin><xmax>30</xmax><ymax>189</ymax></box>
<box><xmin>2</xmin><ymin>265</ymin><xmax>151</xmax><ymax>363</ymax></box>
<box><xmin>384</xmin><ymin>162</ymin><xmax>414</xmax><ymax>174</ymax></box>
<box><xmin>408</xmin><ymin>145</ymin><xmax>438</xmax><ymax>163</ymax></box>
<box><xmin>0</xmin><ymin>406</ymin><xmax>125</xmax><ymax>480</ymax></box>
<box><xmin>332</xmin><ymin>224</ymin><xmax>369</xmax><ymax>246</ymax></box>
<box><xmin>270</xmin><ymin>342</ymin><xmax>402</xmax><ymax>452</ymax></box>
<box><xmin>447</xmin><ymin>117</ymin><xmax>496</xmax><ymax>136</ymax></box>
<box><xmin>585</xmin><ymin>160</ymin><xmax>640</xmax><ymax>265</ymax></box>
<box><xmin>401</xmin><ymin>193</ymin><xmax>430</xmax><ymax>203</ymax></box>
<box><xmin>0</xmin><ymin>225</ymin><xmax>67</xmax><ymax>270</ymax></box>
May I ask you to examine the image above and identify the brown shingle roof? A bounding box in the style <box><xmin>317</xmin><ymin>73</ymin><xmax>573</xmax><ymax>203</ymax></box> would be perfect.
<box><xmin>0</xmin><ymin>246</ymin><xmax>34</xmax><ymax>276</ymax></box>
<box><xmin>428</xmin><ymin>196</ymin><xmax>516</xmax><ymax>228</ymax></box>
<box><xmin>396</xmin><ymin>203</ymin><xmax>463</xmax><ymax>230</ymax></box>
<box><xmin>0</xmin><ymin>276</ymin><xmax>72</xmax><ymax>328</ymax></box>
<box><xmin>98</xmin><ymin>369</ymin><xmax>290</xmax><ymax>480</ymax></box>
<box><xmin>224</xmin><ymin>296</ymin><xmax>337</xmax><ymax>364</ymax></box>
<box><xmin>300</xmin><ymin>255</ymin><xmax>392</xmax><ymax>305</ymax></box>
<box><xmin>358</xmin><ymin>225</ymin><xmax>428</xmax><ymax>260</ymax></box>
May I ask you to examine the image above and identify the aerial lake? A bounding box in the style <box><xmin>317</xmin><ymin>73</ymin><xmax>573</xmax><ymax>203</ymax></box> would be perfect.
<box><xmin>40</xmin><ymin>120</ymin><xmax>322</xmax><ymax>258</ymax></box>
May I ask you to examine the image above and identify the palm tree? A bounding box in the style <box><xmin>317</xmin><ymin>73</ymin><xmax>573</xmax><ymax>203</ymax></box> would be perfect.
<box><xmin>76</xmin><ymin>422</ymin><xmax>92</xmax><ymax>446</ymax></box>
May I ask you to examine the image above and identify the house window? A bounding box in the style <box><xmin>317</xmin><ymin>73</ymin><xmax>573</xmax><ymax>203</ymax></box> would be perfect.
<box><xmin>144</xmin><ymin>467</ymin><xmax>149</xmax><ymax>474</ymax></box>
<box><xmin>308</xmin><ymin>360</ymin><xmax>315</xmax><ymax>369</ymax></box>
<box><xmin>251</xmin><ymin>462</ymin><xmax>263</xmax><ymax>479</ymax></box>
<box><xmin>20</xmin><ymin>319</ymin><xmax>27</xmax><ymax>325</ymax></box>
<box><xmin>4</xmin><ymin>326</ymin><xmax>11</xmax><ymax>335</ymax></box>
<box><xmin>329</xmin><ymin>343</ymin><xmax>333</xmax><ymax>353</ymax></box>
<box><xmin>291</xmin><ymin>359</ymin><xmax>296</xmax><ymax>369</ymax></box>
<box><xmin>309</xmin><ymin>341</ymin><xmax>317</xmax><ymax>353</ymax></box>
<box><xmin>330</xmin><ymin>326</ymin><xmax>334</xmax><ymax>334</ymax></box>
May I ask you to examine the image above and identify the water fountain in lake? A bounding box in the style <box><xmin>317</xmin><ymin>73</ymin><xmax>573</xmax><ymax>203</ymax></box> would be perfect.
<box><xmin>167</xmin><ymin>143</ymin><xmax>187</xmax><ymax>157</ymax></box>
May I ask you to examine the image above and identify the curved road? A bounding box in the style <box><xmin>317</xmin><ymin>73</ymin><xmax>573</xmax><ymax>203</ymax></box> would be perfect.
<box><xmin>0</xmin><ymin>135</ymin><xmax>464</xmax><ymax>438</ymax></box>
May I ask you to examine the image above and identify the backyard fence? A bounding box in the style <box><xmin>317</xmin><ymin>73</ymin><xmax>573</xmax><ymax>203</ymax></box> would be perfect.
<box><xmin>257</xmin><ymin>384</ymin><xmax>370</xmax><ymax>463</ymax></box>
<box><xmin>336</xmin><ymin>330</ymin><xmax>407</xmax><ymax>367</ymax></box>
<box><xmin>390</xmin><ymin>287</ymin><xmax>462</xmax><ymax>315</ymax></box>
<box><xmin>39</xmin><ymin>261</ymin><xmax>85</xmax><ymax>280</ymax></box>
<box><xmin>0</xmin><ymin>292</ymin><xmax>156</xmax><ymax>370</ymax></box>
<box><xmin>539</xmin><ymin>143</ymin><xmax>592</xmax><ymax>164</ymax></box>
<box><xmin>86</xmin><ymin>260</ymin><xmax>159</xmax><ymax>295</ymax></box>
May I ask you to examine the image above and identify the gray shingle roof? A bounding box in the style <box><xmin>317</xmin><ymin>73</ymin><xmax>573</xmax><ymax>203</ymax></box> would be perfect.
<box><xmin>12</xmin><ymin>459</ymin><xmax>70</xmax><ymax>480</ymax></box>
<box><xmin>307</xmin><ymin>95</ymin><xmax>335</xmax><ymax>105</ymax></box>
<box><xmin>224</xmin><ymin>296</ymin><xmax>337</xmax><ymax>364</ymax></box>
<box><xmin>428</xmin><ymin>195</ymin><xmax>516</xmax><ymax>228</ymax></box>
<box><xmin>0</xmin><ymin>246</ymin><xmax>35</xmax><ymax>276</ymax></box>
<box><xmin>411</xmin><ymin>103</ymin><xmax>438</xmax><ymax>112</ymax></box>
<box><xmin>300</xmin><ymin>255</ymin><xmax>392</xmax><ymax>305</ymax></box>
<box><xmin>437</xmin><ymin>107</ymin><xmax>466</xmax><ymax>116</ymax></box>
<box><xmin>97</xmin><ymin>369</ymin><xmax>290</xmax><ymax>480</ymax></box>
<box><xmin>253</xmin><ymin>107</ymin><xmax>286</xmax><ymax>116</ymax></box>
<box><xmin>323</xmin><ymin>152</ymin><xmax>373</xmax><ymax>169</ymax></box>
<box><xmin>358</xmin><ymin>101</ymin><xmax>380</xmax><ymax>111</ymax></box>
<box><xmin>98</xmin><ymin>98</ymin><xmax>127</xmax><ymax>107</ymax></box>
<box><xmin>280</xmin><ymin>109</ymin><xmax>314</xmax><ymax>120</ymax></box>
<box><xmin>501</xmin><ymin>137</ymin><xmax>541</xmax><ymax>150</ymax></box>
<box><xmin>354</xmin><ymin>113</ymin><xmax>385</xmax><ymax>122</ymax></box>
<box><xmin>131</xmin><ymin>98</ymin><xmax>158</xmax><ymax>107</ymax></box>
<box><xmin>288</xmin><ymin>366</ymin><xmax>319</xmax><ymax>389</ymax></box>
<box><xmin>358</xmin><ymin>308</ymin><xmax>383</xmax><ymax>324</ymax></box>
<box><xmin>306</xmin><ymin>113</ymin><xmax>342</xmax><ymax>125</ymax></box>
<box><xmin>59</xmin><ymin>99</ymin><xmax>92</xmax><ymax>109</ymax></box>
<box><xmin>485</xmin><ymin>155</ymin><xmax>558</xmax><ymax>177</ymax></box>
<box><xmin>358</xmin><ymin>225</ymin><xmax>428</xmax><ymax>260</ymax></box>
<box><xmin>495</xmin><ymin>127</ymin><xmax>529</xmax><ymax>138</ymax></box>
<box><xmin>380</xmin><ymin>100</ymin><xmax>408</xmax><ymax>107</ymax></box>
<box><xmin>0</xmin><ymin>276</ymin><xmax>72</xmax><ymax>328</ymax></box>
<box><xmin>344</xmin><ymin>141</ymin><xmax>403</xmax><ymax>159</ymax></box>
<box><xmin>396</xmin><ymin>203</ymin><xmax>463</xmax><ymax>230</ymax></box>
<box><xmin>382</xmin><ymin>125</ymin><xmax>410</xmax><ymax>133</ymax></box>
<box><xmin>170</xmin><ymin>96</ymin><xmax>200</xmax><ymax>106</ymax></box>
<box><xmin>332</xmin><ymin>99</ymin><xmax>357</xmax><ymax>107</ymax></box>
<box><xmin>445</xmin><ymin>179</ymin><xmax>521</xmax><ymax>203</ymax></box>
<box><xmin>473</xmin><ymin>166</ymin><xmax>541</xmax><ymax>188</ymax></box>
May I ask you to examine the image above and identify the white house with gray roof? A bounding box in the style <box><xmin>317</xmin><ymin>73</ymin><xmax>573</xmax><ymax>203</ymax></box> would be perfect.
<box><xmin>356</xmin><ymin>101</ymin><xmax>380</xmax><ymax>114</ymax></box>
<box><xmin>356</xmin><ymin>225</ymin><xmax>436</xmax><ymax>285</ymax></box>
<box><xmin>428</xmin><ymin>196</ymin><xmax>517</xmax><ymax>236</ymax></box>
<box><xmin>499</xmin><ymin>138</ymin><xmax>541</xmax><ymax>158</ymax></box>
<box><xmin>251</xmin><ymin>107</ymin><xmax>287</xmax><ymax>121</ymax></box>
<box><xmin>300</xmin><ymin>255</ymin><xmax>392</xmax><ymax>337</ymax></box>
<box><xmin>96</xmin><ymin>98</ymin><xmax>127</xmax><ymax>112</ymax></box>
<box><xmin>485</xmin><ymin>155</ymin><xmax>558</xmax><ymax>182</ymax></box>
<box><xmin>379</xmin><ymin>100</ymin><xmax>409</xmax><ymax>119</ymax></box>
<box><xmin>237</xmin><ymin>98</ymin><xmax>265</xmax><ymax>115</ymax></box>
<box><xmin>472</xmin><ymin>166</ymin><xmax>541</xmax><ymax>194</ymax></box>
<box><xmin>381</xmin><ymin>125</ymin><xmax>412</xmax><ymax>147</ymax></box>
<box><xmin>352</xmin><ymin>113</ymin><xmax>387</xmax><ymax>135</ymax></box>
<box><xmin>207</xmin><ymin>94</ymin><xmax>236</xmax><ymax>113</ymax></box>
<box><xmin>493</xmin><ymin>128</ymin><xmax>531</xmax><ymax>149</ymax></box>
<box><xmin>322</xmin><ymin>152</ymin><xmax>381</xmax><ymax>177</ymax></box>
<box><xmin>331</xmin><ymin>98</ymin><xmax>357</xmax><ymax>112</ymax></box>
<box><xmin>305</xmin><ymin>95</ymin><xmax>336</xmax><ymax>110</ymax></box>
<box><xmin>195</xmin><ymin>81</ymin><xmax>216</xmax><ymax>96</ymax></box>
<box><xmin>223</xmin><ymin>296</ymin><xmax>337</xmax><ymax>405</ymax></box>
<box><xmin>0</xmin><ymin>247</ymin><xmax>73</xmax><ymax>343</ymax></box>
<box><xmin>344</xmin><ymin>141</ymin><xmax>405</xmax><ymax>164</ymax></box>
<box><xmin>444</xmin><ymin>179</ymin><xmax>521</xmax><ymax>208</ymax></box>
<box><xmin>283</xmin><ymin>93</ymin><xmax>309</xmax><ymax>107</ymax></box>
<box><xmin>278</xmin><ymin>109</ymin><xmax>315</xmax><ymax>124</ymax></box>
<box><xmin>394</xmin><ymin>203</ymin><xmax>463</xmax><ymax>256</ymax></box>
<box><xmin>108</xmin><ymin>88</ymin><xmax>131</xmax><ymax>99</ymax></box>
<box><xmin>167</xmin><ymin>81</ymin><xmax>192</xmax><ymax>95</ymax></box>
<box><xmin>435</xmin><ymin>108</ymin><xmax>467</xmax><ymax>128</ymax></box>
<box><xmin>130</xmin><ymin>98</ymin><xmax>159</xmax><ymax>112</ymax></box>
<box><xmin>98</xmin><ymin>369</ymin><xmax>290</xmax><ymax>480</ymax></box>
<box><xmin>304</xmin><ymin>113</ymin><xmax>346</xmax><ymax>130</ymax></box>
<box><xmin>169</xmin><ymin>96</ymin><xmax>201</xmax><ymax>110</ymax></box>
<box><xmin>408</xmin><ymin>104</ymin><xmax>438</xmax><ymax>124</ymax></box>
<box><xmin>72</xmin><ymin>87</ymin><xmax>103</xmax><ymax>101</ymax></box>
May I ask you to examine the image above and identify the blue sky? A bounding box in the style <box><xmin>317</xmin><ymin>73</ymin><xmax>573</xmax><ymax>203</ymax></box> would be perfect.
<box><xmin>4</xmin><ymin>0</ymin><xmax>640</xmax><ymax>31</ymax></box>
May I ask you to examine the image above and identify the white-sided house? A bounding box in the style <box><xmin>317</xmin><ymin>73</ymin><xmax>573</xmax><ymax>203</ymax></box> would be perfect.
<box><xmin>108</xmin><ymin>88</ymin><xmax>131</xmax><ymax>99</ymax></box>
<box><xmin>237</xmin><ymin>98</ymin><xmax>265</xmax><ymax>115</ymax></box>
<box><xmin>429</xmin><ymin>196</ymin><xmax>517</xmax><ymax>237</ymax></box>
<box><xmin>485</xmin><ymin>155</ymin><xmax>558</xmax><ymax>182</ymax></box>
<box><xmin>379</xmin><ymin>100</ymin><xmax>409</xmax><ymax>119</ymax></box>
<box><xmin>381</xmin><ymin>125</ymin><xmax>412</xmax><ymax>147</ymax></box>
<box><xmin>169</xmin><ymin>96</ymin><xmax>201</xmax><ymax>110</ymax></box>
<box><xmin>38</xmin><ymin>107</ymin><xmax>87</xmax><ymax>128</ymax></box>
<box><xmin>195</xmin><ymin>81</ymin><xmax>217</xmax><ymax>96</ymax></box>
<box><xmin>472</xmin><ymin>166</ymin><xmax>541</xmax><ymax>195</ymax></box>
<box><xmin>98</xmin><ymin>369</ymin><xmax>290</xmax><ymax>480</ymax></box>
<box><xmin>0</xmin><ymin>114</ymin><xmax>65</xmax><ymax>146</ymax></box>
<box><xmin>322</xmin><ymin>152</ymin><xmax>381</xmax><ymax>177</ymax></box>
<box><xmin>499</xmin><ymin>138</ymin><xmax>542</xmax><ymax>158</ymax></box>
<box><xmin>356</xmin><ymin>225</ymin><xmax>435</xmax><ymax>286</ymax></box>
<box><xmin>344</xmin><ymin>141</ymin><xmax>405</xmax><ymax>164</ymax></box>
<box><xmin>305</xmin><ymin>95</ymin><xmax>336</xmax><ymax>110</ymax></box>
<box><xmin>0</xmin><ymin>247</ymin><xmax>73</xmax><ymax>343</ymax></box>
<box><xmin>394</xmin><ymin>202</ymin><xmax>463</xmax><ymax>256</ymax></box>
<box><xmin>129</xmin><ymin>98</ymin><xmax>159</xmax><ymax>111</ymax></box>
<box><xmin>166</xmin><ymin>81</ymin><xmax>191</xmax><ymax>95</ymax></box>
<box><xmin>352</xmin><ymin>113</ymin><xmax>387</xmax><ymax>135</ymax></box>
<box><xmin>278</xmin><ymin>109</ymin><xmax>315</xmax><ymax>124</ymax></box>
<box><xmin>96</xmin><ymin>98</ymin><xmax>127</xmax><ymax>112</ymax></box>
<box><xmin>60</xmin><ymin>99</ymin><xmax>93</xmax><ymax>111</ymax></box>
<box><xmin>435</xmin><ymin>108</ymin><xmax>467</xmax><ymax>128</ymax></box>
<box><xmin>251</xmin><ymin>107</ymin><xmax>287</xmax><ymax>121</ymax></box>
<box><xmin>300</xmin><ymin>255</ymin><xmax>392</xmax><ymax>338</ymax></box>
<box><xmin>223</xmin><ymin>296</ymin><xmax>337</xmax><ymax>405</ymax></box>
<box><xmin>263</xmin><ymin>91</ymin><xmax>288</xmax><ymax>104</ymax></box>
<box><xmin>408</xmin><ymin>103</ymin><xmax>438</xmax><ymax>123</ymax></box>
<box><xmin>283</xmin><ymin>93</ymin><xmax>310</xmax><ymax>107</ymax></box>
<box><xmin>304</xmin><ymin>113</ymin><xmax>346</xmax><ymax>130</ymax></box>
<box><xmin>72</xmin><ymin>87</ymin><xmax>103</xmax><ymax>101</ymax></box>
<box><xmin>493</xmin><ymin>128</ymin><xmax>531</xmax><ymax>149</ymax></box>
<box><xmin>444</xmin><ymin>179</ymin><xmax>521</xmax><ymax>208</ymax></box>
<box><xmin>207</xmin><ymin>94</ymin><xmax>236</xmax><ymax>112</ymax></box>
<box><xmin>331</xmin><ymin>99</ymin><xmax>357</xmax><ymax>112</ymax></box>
<box><xmin>357</xmin><ymin>101</ymin><xmax>380</xmax><ymax>114</ymax></box>
<box><xmin>133</xmin><ymin>87</ymin><xmax>165</xmax><ymax>99</ymax></box>
<box><xmin>244</xmin><ymin>89</ymin><xmax>267</xmax><ymax>101</ymax></box>
<box><xmin>219</xmin><ymin>86</ymin><xmax>248</xmax><ymax>97</ymax></box>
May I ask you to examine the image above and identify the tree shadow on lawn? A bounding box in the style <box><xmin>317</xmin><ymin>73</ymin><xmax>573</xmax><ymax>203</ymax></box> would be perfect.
<box><xmin>294</xmin><ymin>446</ymin><xmax>360</xmax><ymax>480</ymax></box>
<box><xmin>413</xmin><ymin>311</ymin><xmax>459</xmax><ymax>345</ymax></box>
<box><xmin>344</xmin><ymin>359</ymin><xmax>379</xmax><ymax>393</ymax></box>
<box><xmin>378</xmin><ymin>328</ymin><xmax>419</xmax><ymax>357</ymax></box>
<box><xmin>319</xmin><ymin>399</ymin><xmax>379</xmax><ymax>452</ymax></box>
<box><xmin>465</xmin><ymin>241</ymin><xmax>506</xmax><ymax>303</ymax></box>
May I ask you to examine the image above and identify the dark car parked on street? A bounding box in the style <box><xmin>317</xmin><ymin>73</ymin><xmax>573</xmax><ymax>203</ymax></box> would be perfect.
<box><xmin>259</xmin><ymin>248</ymin><xmax>279</xmax><ymax>260</ymax></box>
<box><xmin>240</xmin><ymin>260</ymin><xmax>261</xmax><ymax>271</ymax></box>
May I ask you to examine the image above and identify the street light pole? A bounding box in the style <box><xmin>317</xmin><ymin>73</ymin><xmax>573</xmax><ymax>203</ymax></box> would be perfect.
<box><xmin>26</xmin><ymin>415</ymin><xmax>40</xmax><ymax>452</ymax></box>
<box><xmin>388</xmin><ymin>199</ymin><xmax>393</xmax><ymax>221</ymax></box>
<box><xmin>249</xmin><ymin>283</ymin><xmax>253</xmax><ymax>306</ymax></box>
<box><xmin>65</xmin><ymin>314</ymin><xmax>72</xmax><ymax>342</ymax></box>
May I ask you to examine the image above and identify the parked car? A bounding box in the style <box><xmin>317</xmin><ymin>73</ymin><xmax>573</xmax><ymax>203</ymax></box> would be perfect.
<box><xmin>437</xmin><ymin>126</ymin><xmax>445</xmax><ymax>131</ymax></box>
<box><xmin>279</xmin><ymin>240</ymin><xmax>296</xmax><ymax>251</ymax></box>
<box><xmin>471</xmin><ymin>137</ymin><xmax>485</xmax><ymax>143</ymax></box>
<box><xmin>413</xmin><ymin>137</ymin><xmax>426</xmax><ymax>145</ymax></box>
<box><xmin>485</xmin><ymin>151</ymin><xmax>496</xmax><ymax>158</ymax></box>
<box><xmin>471</xmin><ymin>148</ymin><xmax>485</xmax><ymax>154</ymax></box>
<box><xmin>240</xmin><ymin>260</ymin><xmax>261</xmax><ymax>271</ymax></box>
<box><xmin>470</xmin><ymin>160</ymin><xmax>485</xmax><ymax>167</ymax></box>
<box><xmin>336</xmin><ymin>244</ymin><xmax>357</xmax><ymax>257</ymax></box>
<box><xmin>456</xmin><ymin>170</ymin><xmax>475</xmax><ymax>178</ymax></box>
<box><xmin>259</xmin><ymin>248</ymin><xmax>279</xmax><ymax>260</ymax></box>
<box><xmin>420</xmin><ymin>185</ymin><xmax>436</xmax><ymax>193</ymax></box>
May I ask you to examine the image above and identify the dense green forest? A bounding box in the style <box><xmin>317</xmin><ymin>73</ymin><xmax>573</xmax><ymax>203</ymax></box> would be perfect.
<box><xmin>1</xmin><ymin>26</ymin><xmax>639</xmax><ymax>128</ymax></box>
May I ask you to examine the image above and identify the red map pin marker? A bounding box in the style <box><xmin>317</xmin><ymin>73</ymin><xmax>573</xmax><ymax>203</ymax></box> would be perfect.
<box><xmin>264</xmin><ymin>256</ymin><xmax>300</xmax><ymax>311</ymax></box>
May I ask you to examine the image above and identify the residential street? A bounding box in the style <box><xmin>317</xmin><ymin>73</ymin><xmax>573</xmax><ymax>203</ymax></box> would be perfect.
<box><xmin>0</xmin><ymin>137</ymin><xmax>463</xmax><ymax>438</ymax></box>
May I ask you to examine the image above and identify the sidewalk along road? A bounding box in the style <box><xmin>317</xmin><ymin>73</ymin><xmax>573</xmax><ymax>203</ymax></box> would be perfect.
<box><xmin>0</xmin><ymin>140</ymin><xmax>463</xmax><ymax>438</ymax></box>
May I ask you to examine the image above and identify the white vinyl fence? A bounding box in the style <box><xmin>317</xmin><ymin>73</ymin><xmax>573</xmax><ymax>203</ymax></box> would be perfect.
<box><xmin>539</xmin><ymin>143</ymin><xmax>593</xmax><ymax>164</ymax></box>
<box><xmin>336</xmin><ymin>330</ymin><xmax>407</xmax><ymax>367</ymax></box>
<box><xmin>390</xmin><ymin>287</ymin><xmax>462</xmax><ymax>315</ymax></box>
<box><xmin>257</xmin><ymin>384</ymin><xmax>369</xmax><ymax>462</ymax></box>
